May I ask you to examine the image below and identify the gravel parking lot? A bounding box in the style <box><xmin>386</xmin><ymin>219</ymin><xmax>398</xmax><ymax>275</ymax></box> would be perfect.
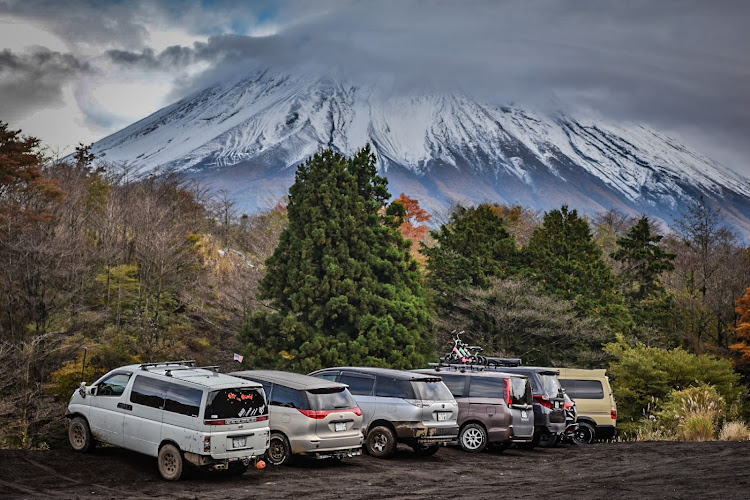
<box><xmin>1</xmin><ymin>441</ymin><xmax>748</xmax><ymax>499</ymax></box>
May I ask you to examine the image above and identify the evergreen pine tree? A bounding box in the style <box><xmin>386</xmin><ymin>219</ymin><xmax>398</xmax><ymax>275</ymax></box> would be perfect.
<box><xmin>524</xmin><ymin>205</ymin><xmax>632</xmax><ymax>333</ymax></box>
<box><xmin>422</xmin><ymin>203</ymin><xmax>518</xmax><ymax>301</ymax></box>
<box><xmin>240</xmin><ymin>146</ymin><xmax>431</xmax><ymax>371</ymax></box>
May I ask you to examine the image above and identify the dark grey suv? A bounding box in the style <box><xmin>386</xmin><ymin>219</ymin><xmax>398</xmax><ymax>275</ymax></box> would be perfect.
<box><xmin>309</xmin><ymin>367</ymin><xmax>459</xmax><ymax>458</ymax></box>
<box><xmin>492</xmin><ymin>366</ymin><xmax>566</xmax><ymax>447</ymax></box>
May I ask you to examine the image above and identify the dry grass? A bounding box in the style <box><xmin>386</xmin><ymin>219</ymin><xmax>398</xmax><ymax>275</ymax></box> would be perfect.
<box><xmin>719</xmin><ymin>421</ymin><xmax>750</xmax><ymax>441</ymax></box>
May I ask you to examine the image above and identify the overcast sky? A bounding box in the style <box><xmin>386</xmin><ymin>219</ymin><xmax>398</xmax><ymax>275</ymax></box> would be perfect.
<box><xmin>1</xmin><ymin>0</ymin><xmax>749</xmax><ymax>179</ymax></box>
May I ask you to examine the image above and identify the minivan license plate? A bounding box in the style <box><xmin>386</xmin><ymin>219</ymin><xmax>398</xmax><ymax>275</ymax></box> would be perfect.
<box><xmin>521</xmin><ymin>411</ymin><xmax>528</xmax><ymax>419</ymax></box>
<box><xmin>437</xmin><ymin>412</ymin><xmax>449</xmax><ymax>421</ymax></box>
<box><xmin>335</xmin><ymin>422</ymin><xmax>346</xmax><ymax>432</ymax></box>
<box><xmin>232</xmin><ymin>437</ymin><xmax>246</xmax><ymax>449</ymax></box>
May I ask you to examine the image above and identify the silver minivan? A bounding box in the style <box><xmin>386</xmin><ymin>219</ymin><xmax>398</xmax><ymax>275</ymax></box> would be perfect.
<box><xmin>231</xmin><ymin>370</ymin><xmax>363</xmax><ymax>465</ymax></box>
<box><xmin>67</xmin><ymin>361</ymin><xmax>270</xmax><ymax>480</ymax></box>
<box><xmin>309</xmin><ymin>367</ymin><xmax>459</xmax><ymax>458</ymax></box>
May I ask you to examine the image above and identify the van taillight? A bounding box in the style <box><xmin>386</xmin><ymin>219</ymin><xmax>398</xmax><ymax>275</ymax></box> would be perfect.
<box><xmin>203</xmin><ymin>436</ymin><xmax>211</xmax><ymax>452</ymax></box>
<box><xmin>611</xmin><ymin>407</ymin><xmax>617</xmax><ymax>419</ymax></box>
<box><xmin>257</xmin><ymin>415</ymin><xmax>269</xmax><ymax>421</ymax></box>
<box><xmin>533</xmin><ymin>394</ymin><xmax>552</xmax><ymax>409</ymax></box>
<box><xmin>204</xmin><ymin>419</ymin><xmax>226</xmax><ymax>425</ymax></box>
<box><xmin>504</xmin><ymin>380</ymin><xmax>512</xmax><ymax>406</ymax></box>
<box><xmin>297</xmin><ymin>408</ymin><xmax>362</xmax><ymax>419</ymax></box>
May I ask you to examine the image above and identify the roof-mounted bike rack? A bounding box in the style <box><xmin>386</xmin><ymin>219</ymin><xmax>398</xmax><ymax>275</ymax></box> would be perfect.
<box><xmin>429</xmin><ymin>356</ymin><xmax>522</xmax><ymax>372</ymax></box>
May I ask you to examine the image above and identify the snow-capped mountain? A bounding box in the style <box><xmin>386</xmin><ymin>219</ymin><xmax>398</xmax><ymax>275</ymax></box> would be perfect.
<box><xmin>91</xmin><ymin>70</ymin><xmax>750</xmax><ymax>235</ymax></box>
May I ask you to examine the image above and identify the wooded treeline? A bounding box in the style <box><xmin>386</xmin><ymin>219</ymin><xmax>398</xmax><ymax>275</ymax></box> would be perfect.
<box><xmin>1</xmin><ymin>122</ymin><xmax>749</xmax><ymax>447</ymax></box>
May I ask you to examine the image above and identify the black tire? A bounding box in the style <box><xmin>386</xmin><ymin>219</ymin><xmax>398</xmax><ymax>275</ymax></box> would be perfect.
<box><xmin>459</xmin><ymin>423</ymin><xmax>487</xmax><ymax>453</ymax></box>
<box><xmin>366</xmin><ymin>426</ymin><xmax>396</xmax><ymax>459</ymax></box>
<box><xmin>412</xmin><ymin>443</ymin><xmax>440</xmax><ymax>457</ymax></box>
<box><xmin>537</xmin><ymin>431</ymin><xmax>558</xmax><ymax>448</ymax></box>
<box><xmin>572</xmin><ymin>422</ymin><xmax>596</xmax><ymax>445</ymax></box>
<box><xmin>265</xmin><ymin>432</ymin><xmax>293</xmax><ymax>466</ymax></box>
<box><xmin>158</xmin><ymin>443</ymin><xmax>184</xmax><ymax>481</ymax></box>
<box><xmin>68</xmin><ymin>416</ymin><xmax>94</xmax><ymax>452</ymax></box>
<box><xmin>489</xmin><ymin>441</ymin><xmax>512</xmax><ymax>453</ymax></box>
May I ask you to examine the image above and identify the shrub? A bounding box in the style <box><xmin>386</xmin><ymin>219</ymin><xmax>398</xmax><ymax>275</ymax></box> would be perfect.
<box><xmin>659</xmin><ymin>385</ymin><xmax>725</xmax><ymax>441</ymax></box>
<box><xmin>719</xmin><ymin>421</ymin><xmax>750</xmax><ymax>441</ymax></box>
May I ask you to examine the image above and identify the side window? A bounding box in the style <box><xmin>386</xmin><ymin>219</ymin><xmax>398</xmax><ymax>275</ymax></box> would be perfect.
<box><xmin>564</xmin><ymin>380</ymin><xmax>604</xmax><ymax>399</ymax></box>
<box><xmin>438</xmin><ymin>374</ymin><xmax>467</xmax><ymax>397</ymax></box>
<box><xmin>340</xmin><ymin>374</ymin><xmax>375</xmax><ymax>396</ymax></box>
<box><xmin>130</xmin><ymin>376</ymin><xmax>169</xmax><ymax>409</ymax></box>
<box><xmin>164</xmin><ymin>383</ymin><xmax>203</xmax><ymax>417</ymax></box>
<box><xmin>270</xmin><ymin>384</ymin><xmax>307</xmax><ymax>409</ymax></box>
<box><xmin>315</xmin><ymin>372</ymin><xmax>339</xmax><ymax>382</ymax></box>
<box><xmin>258</xmin><ymin>381</ymin><xmax>274</xmax><ymax>400</ymax></box>
<box><xmin>375</xmin><ymin>377</ymin><xmax>415</xmax><ymax>399</ymax></box>
<box><xmin>468</xmin><ymin>377</ymin><xmax>502</xmax><ymax>399</ymax></box>
<box><xmin>96</xmin><ymin>372</ymin><xmax>132</xmax><ymax>396</ymax></box>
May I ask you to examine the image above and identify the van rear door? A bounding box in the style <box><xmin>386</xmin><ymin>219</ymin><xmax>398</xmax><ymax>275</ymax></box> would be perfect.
<box><xmin>203</xmin><ymin>387</ymin><xmax>268</xmax><ymax>456</ymax></box>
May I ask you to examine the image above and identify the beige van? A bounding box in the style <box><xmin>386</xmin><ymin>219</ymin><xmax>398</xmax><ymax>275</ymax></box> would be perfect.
<box><xmin>555</xmin><ymin>368</ymin><xmax>617</xmax><ymax>443</ymax></box>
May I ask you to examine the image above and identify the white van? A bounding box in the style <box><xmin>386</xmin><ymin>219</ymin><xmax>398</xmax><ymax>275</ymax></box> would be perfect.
<box><xmin>67</xmin><ymin>361</ymin><xmax>270</xmax><ymax>480</ymax></box>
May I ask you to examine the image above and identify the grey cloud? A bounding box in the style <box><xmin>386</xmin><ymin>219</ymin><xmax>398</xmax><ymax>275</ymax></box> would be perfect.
<box><xmin>0</xmin><ymin>47</ymin><xmax>92</xmax><ymax>120</ymax></box>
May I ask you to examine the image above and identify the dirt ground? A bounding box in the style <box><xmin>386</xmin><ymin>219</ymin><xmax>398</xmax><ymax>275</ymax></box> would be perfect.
<box><xmin>1</xmin><ymin>440</ymin><xmax>748</xmax><ymax>500</ymax></box>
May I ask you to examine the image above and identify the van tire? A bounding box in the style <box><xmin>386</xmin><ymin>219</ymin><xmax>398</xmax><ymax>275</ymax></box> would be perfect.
<box><xmin>158</xmin><ymin>443</ymin><xmax>184</xmax><ymax>481</ymax></box>
<box><xmin>459</xmin><ymin>423</ymin><xmax>487</xmax><ymax>453</ymax></box>
<box><xmin>366</xmin><ymin>426</ymin><xmax>396</xmax><ymax>459</ymax></box>
<box><xmin>537</xmin><ymin>431</ymin><xmax>557</xmax><ymax>448</ymax></box>
<box><xmin>572</xmin><ymin>422</ymin><xmax>596</xmax><ymax>445</ymax></box>
<box><xmin>265</xmin><ymin>432</ymin><xmax>293</xmax><ymax>466</ymax></box>
<box><xmin>69</xmin><ymin>417</ymin><xmax>94</xmax><ymax>452</ymax></box>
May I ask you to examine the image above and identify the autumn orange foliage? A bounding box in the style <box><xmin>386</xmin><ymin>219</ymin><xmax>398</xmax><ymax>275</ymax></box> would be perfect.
<box><xmin>393</xmin><ymin>193</ymin><xmax>431</xmax><ymax>264</ymax></box>
<box><xmin>730</xmin><ymin>287</ymin><xmax>750</xmax><ymax>370</ymax></box>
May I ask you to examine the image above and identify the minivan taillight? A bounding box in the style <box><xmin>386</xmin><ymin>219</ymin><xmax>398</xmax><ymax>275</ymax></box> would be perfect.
<box><xmin>504</xmin><ymin>379</ymin><xmax>512</xmax><ymax>406</ymax></box>
<box><xmin>533</xmin><ymin>394</ymin><xmax>552</xmax><ymax>409</ymax></box>
<box><xmin>611</xmin><ymin>407</ymin><xmax>617</xmax><ymax>420</ymax></box>
<box><xmin>297</xmin><ymin>408</ymin><xmax>362</xmax><ymax>419</ymax></box>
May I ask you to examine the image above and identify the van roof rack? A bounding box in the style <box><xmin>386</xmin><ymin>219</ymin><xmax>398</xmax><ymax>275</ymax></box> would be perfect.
<box><xmin>428</xmin><ymin>356</ymin><xmax>522</xmax><ymax>371</ymax></box>
<box><xmin>139</xmin><ymin>360</ymin><xmax>197</xmax><ymax>371</ymax></box>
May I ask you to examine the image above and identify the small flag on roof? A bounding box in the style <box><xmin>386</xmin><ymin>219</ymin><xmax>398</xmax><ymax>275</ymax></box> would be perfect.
<box><xmin>233</xmin><ymin>353</ymin><xmax>244</xmax><ymax>363</ymax></box>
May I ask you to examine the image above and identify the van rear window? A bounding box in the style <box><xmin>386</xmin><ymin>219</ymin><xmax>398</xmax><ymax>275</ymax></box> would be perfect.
<box><xmin>511</xmin><ymin>378</ymin><xmax>533</xmax><ymax>405</ymax></box>
<box><xmin>306</xmin><ymin>387</ymin><xmax>357</xmax><ymax>410</ymax></box>
<box><xmin>206</xmin><ymin>388</ymin><xmax>267</xmax><ymax>419</ymax></box>
<box><xmin>560</xmin><ymin>379</ymin><xmax>604</xmax><ymax>399</ymax></box>
<box><xmin>411</xmin><ymin>380</ymin><xmax>453</xmax><ymax>401</ymax></box>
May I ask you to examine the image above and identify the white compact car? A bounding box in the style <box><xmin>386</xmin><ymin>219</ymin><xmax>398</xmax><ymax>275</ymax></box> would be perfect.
<box><xmin>67</xmin><ymin>360</ymin><xmax>270</xmax><ymax>480</ymax></box>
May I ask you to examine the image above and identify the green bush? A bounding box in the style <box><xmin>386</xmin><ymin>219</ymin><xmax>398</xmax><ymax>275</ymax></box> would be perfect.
<box><xmin>605</xmin><ymin>339</ymin><xmax>742</xmax><ymax>436</ymax></box>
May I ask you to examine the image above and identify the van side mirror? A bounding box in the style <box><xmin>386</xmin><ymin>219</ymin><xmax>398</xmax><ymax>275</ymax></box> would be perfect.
<box><xmin>89</xmin><ymin>386</ymin><xmax>98</xmax><ymax>396</ymax></box>
<box><xmin>78</xmin><ymin>382</ymin><xmax>87</xmax><ymax>398</ymax></box>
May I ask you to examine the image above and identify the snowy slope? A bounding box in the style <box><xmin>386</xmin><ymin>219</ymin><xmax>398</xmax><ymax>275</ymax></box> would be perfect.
<box><xmin>91</xmin><ymin>69</ymin><xmax>750</xmax><ymax>234</ymax></box>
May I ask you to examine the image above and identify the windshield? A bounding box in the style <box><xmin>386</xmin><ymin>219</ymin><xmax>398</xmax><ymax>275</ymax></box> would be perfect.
<box><xmin>511</xmin><ymin>378</ymin><xmax>533</xmax><ymax>405</ymax></box>
<box><xmin>306</xmin><ymin>387</ymin><xmax>358</xmax><ymax>410</ymax></box>
<box><xmin>205</xmin><ymin>387</ymin><xmax>266</xmax><ymax>419</ymax></box>
<box><xmin>411</xmin><ymin>380</ymin><xmax>454</xmax><ymax>401</ymax></box>
<box><xmin>539</xmin><ymin>374</ymin><xmax>563</xmax><ymax>399</ymax></box>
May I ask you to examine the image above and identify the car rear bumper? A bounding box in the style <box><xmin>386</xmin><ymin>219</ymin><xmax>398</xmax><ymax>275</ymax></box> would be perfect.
<box><xmin>393</xmin><ymin>421</ymin><xmax>459</xmax><ymax>444</ymax></box>
<box><xmin>291</xmin><ymin>434</ymin><xmax>364</xmax><ymax>455</ymax></box>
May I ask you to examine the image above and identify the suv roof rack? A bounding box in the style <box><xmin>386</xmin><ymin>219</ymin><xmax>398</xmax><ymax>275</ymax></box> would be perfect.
<box><xmin>139</xmin><ymin>360</ymin><xmax>197</xmax><ymax>371</ymax></box>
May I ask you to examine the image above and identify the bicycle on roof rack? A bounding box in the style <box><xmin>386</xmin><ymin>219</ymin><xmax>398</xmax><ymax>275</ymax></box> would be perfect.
<box><xmin>442</xmin><ymin>330</ymin><xmax>487</xmax><ymax>365</ymax></box>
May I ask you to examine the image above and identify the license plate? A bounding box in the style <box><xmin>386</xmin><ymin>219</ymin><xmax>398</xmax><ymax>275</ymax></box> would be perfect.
<box><xmin>232</xmin><ymin>437</ymin><xmax>246</xmax><ymax>448</ymax></box>
<box><xmin>555</xmin><ymin>401</ymin><xmax>561</xmax><ymax>409</ymax></box>
<box><xmin>436</xmin><ymin>412</ymin><xmax>449</xmax><ymax>421</ymax></box>
<box><xmin>521</xmin><ymin>411</ymin><xmax>528</xmax><ymax>419</ymax></box>
<box><xmin>334</xmin><ymin>422</ymin><xmax>347</xmax><ymax>432</ymax></box>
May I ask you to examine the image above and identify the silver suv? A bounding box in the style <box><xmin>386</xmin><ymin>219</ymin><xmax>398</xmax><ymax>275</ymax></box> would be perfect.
<box><xmin>230</xmin><ymin>370</ymin><xmax>363</xmax><ymax>465</ymax></box>
<box><xmin>309</xmin><ymin>367</ymin><xmax>459</xmax><ymax>458</ymax></box>
<box><xmin>67</xmin><ymin>361</ymin><xmax>270</xmax><ymax>480</ymax></box>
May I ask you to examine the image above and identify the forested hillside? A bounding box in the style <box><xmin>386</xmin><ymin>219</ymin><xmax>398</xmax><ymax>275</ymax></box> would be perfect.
<box><xmin>1</xmin><ymin>121</ymin><xmax>749</xmax><ymax>447</ymax></box>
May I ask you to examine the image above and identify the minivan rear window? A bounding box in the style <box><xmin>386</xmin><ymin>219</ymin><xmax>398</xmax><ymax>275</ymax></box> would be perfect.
<box><xmin>339</xmin><ymin>374</ymin><xmax>375</xmax><ymax>396</ymax></box>
<box><xmin>205</xmin><ymin>388</ymin><xmax>267</xmax><ymax>419</ymax></box>
<box><xmin>468</xmin><ymin>377</ymin><xmax>502</xmax><ymax>399</ymax></box>
<box><xmin>511</xmin><ymin>378</ymin><xmax>533</xmax><ymax>405</ymax></box>
<box><xmin>411</xmin><ymin>380</ymin><xmax>453</xmax><ymax>401</ymax></box>
<box><xmin>376</xmin><ymin>377</ymin><xmax>416</xmax><ymax>399</ymax></box>
<box><xmin>306</xmin><ymin>387</ymin><xmax>357</xmax><ymax>410</ymax></box>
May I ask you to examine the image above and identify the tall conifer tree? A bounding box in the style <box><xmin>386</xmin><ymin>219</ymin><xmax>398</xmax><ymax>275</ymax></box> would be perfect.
<box><xmin>524</xmin><ymin>205</ymin><xmax>632</xmax><ymax>333</ymax></box>
<box><xmin>240</xmin><ymin>146</ymin><xmax>431</xmax><ymax>371</ymax></box>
